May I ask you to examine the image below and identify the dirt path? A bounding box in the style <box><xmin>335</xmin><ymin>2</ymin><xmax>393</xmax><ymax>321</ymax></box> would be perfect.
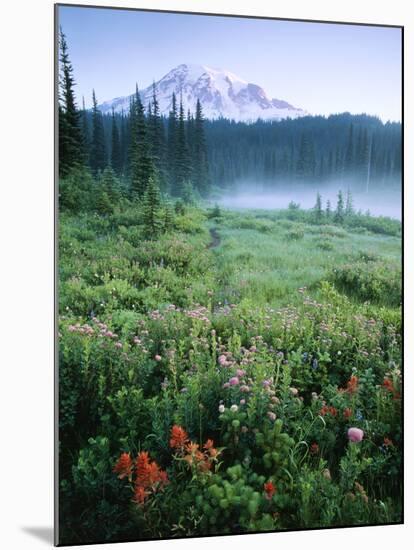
<box><xmin>208</xmin><ymin>227</ymin><xmax>221</xmax><ymax>249</ymax></box>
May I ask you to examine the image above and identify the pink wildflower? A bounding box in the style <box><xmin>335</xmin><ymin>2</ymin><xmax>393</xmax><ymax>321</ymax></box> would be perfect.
<box><xmin>347</xmin><ymin>427</ymin><xmax>364</xmax><ymax>443</ymax></box>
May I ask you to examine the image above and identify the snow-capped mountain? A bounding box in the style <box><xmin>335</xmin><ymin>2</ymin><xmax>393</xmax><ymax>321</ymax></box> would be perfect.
<box><xmin>97</xmin><ymin>63</ymin><xmax>306</xmax><ymax>122</ymax></box>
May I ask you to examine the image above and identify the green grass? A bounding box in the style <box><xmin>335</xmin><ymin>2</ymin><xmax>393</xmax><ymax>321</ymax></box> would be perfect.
<box><xmin>209</xmin><ymin>210</ymin><xmax>401</xmax><ymax>309</ymax></box>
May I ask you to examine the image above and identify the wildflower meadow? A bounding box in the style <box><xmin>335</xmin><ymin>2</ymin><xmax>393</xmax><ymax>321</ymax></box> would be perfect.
<box><xmin>58</xmin><ymin>200</ymin><xmax>402</xmax><ymax>544</ymax></box>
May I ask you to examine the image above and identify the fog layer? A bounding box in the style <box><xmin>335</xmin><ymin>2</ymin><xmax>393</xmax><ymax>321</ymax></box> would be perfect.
<box><xmin>217</xmin><ymin>180</ymin><xmax>401</xmax><ymax>220</ymax></box>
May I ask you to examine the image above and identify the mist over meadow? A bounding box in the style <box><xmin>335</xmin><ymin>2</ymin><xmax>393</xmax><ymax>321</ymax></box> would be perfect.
<box><xmin>217</xmin><ymin>179</ymin><xmax>402</xmax><ymax>220</ymax></box>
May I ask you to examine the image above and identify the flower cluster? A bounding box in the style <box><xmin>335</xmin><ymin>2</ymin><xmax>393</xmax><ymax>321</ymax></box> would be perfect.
<box><xmin>320</xmin><ymin>405</ymin><xmax>338</xmax><ymax>417</ymax></box>
<box><xmin>184</xmin><ymin>305</ymin><xmax>210</xmax><ymax>323</ymax></box>
<box><xmin>382</xmin><ymin>377</ymin><xmax>400</xmax><ymax>400</ymax></box>
<box><xmin>113</xmin><ymin>450</ymin><xmax>168</xmax><ymax>506</ymax></box>
<box><xmin>170</xmin><ymin>425</ymin><xmax>220</xmax><ymax>473</ymax></box>
<box><xmin>345</xmin><ymin>375</ymin><xmax>359</xmax><ymax>395</ymax></box>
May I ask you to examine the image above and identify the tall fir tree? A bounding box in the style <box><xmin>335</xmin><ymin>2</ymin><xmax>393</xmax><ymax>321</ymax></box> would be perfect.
<box><xmin>110</xmin><ymin>108</ymin><xmax>122</xmax><ymax>175</ymax></box>
<box><xmin>120</xmin><ymin>108</ymin><xmax>129</xmax><ymax>176</ymax></box>
<box><xmin>100</xmin><ymin>165</ymin><xmax>120</xmax><ymax>203</ymax></box>
<box><xmin>314</xmin><ymin>192</ymin><xmax>323</xmax><ymax>222</ymax></box>
<box><xmin>142</xmin><ymin>176</ymin><xmax>162</xmax><ymax>238</ymax></box>
<box><xmin>90</xmin><ymin>89</ymin><xmax>107</xmax><ymax>174</ymax></box>
<box><xmin>81</xmin><ymin>96</ymin><xmax>90</xmax><ymax>166</ymax></box>
<box><xmin>192</xmin><ymin>99</ymin><xmax>209</xmax><ymax>196</ymax></box>
<box><xmin>58</xmin><ymin>27</ymin><xmax>84</xmax><ymax>176</ymax></box>
<box><xmin>163</xmin><ymin>201</ymin><xmax>175</xmax><ymax>233</ymax></box>
<box><xmin>334</xmin><ymin>190</ymin><xmax>345</xmax><ymax>223</ymax></box>
<box><xmin>167</xmin><ymin>92</ymin><xmax>178</xmax><ymax>193</ymax></box>
<box><xmin>129</xmin><ymin>85</ymin><xmax>154</xmax><ymax>198</ymax></box>
<box><xmin>345</xmin><ymin>188</ymin><xmax>354</xmax><ymax>216</ymax></box>
<box><xmin>326</xmin><ymin>200</ymin><xmax>332</xmax><ymax>218</ymax></box>
<box><xmin>149</xmin><ymin>82</ymin><xmax>167</xmax><ymax>189</ymax></box>
<box><xmin>174</xmin><ymin>96</ymin><xmax>190</xmax><ymax>196</ymax></box>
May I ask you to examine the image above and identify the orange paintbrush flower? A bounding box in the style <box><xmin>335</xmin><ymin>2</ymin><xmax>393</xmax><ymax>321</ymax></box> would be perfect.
<box><xmin>170</xmin><ymin>425</ymin><xmax>189</xmax><ymax>451</ymax></box>
<box><xmin>113</xmin><ymin>452</ymin><xmax>134</xmax><ymax>481</ymax></box>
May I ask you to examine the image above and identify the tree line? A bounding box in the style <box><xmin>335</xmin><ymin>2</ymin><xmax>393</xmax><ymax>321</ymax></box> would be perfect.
<box><xmin>204</xmin><ymin>114</ymin><xmax>401</xmax><ymax>189</ymax></box>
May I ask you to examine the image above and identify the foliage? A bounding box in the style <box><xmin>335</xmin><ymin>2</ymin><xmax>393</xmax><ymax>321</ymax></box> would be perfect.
<box><xmin>58</xmin><ymin>196</ymin><xmax>401</xmax><ymax>543</ymax></box>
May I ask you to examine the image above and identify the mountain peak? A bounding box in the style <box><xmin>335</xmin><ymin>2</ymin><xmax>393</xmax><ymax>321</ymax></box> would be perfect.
<box><xmin>98</xmin><ymin>63</ymin><xmax>306</xmax><ymax>122</ymax></box>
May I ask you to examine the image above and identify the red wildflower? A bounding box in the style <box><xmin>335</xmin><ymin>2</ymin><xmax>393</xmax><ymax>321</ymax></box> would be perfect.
<box><xmin>115</xmin><ymin>449</ymin><xmax>168</xmax><ymax>507</ymax></box>
<box><xmin>133</xmin><ymin>485</ymin><xmax>148</xmax><ymax>505</ymax></box>
<box><xmin>203</xmin><ymin>439</ymin><xmax>219</xmax><ymax>458</ymax></box>
<box><xmin>264</xmin><ymin>481</ymin><xmax>276</xmax><ymax>500</ymax></box>
<box><xmin>384</xmin><ymin>377</ymin><xmax>397</xmax><ymax>393</ymax></box>
<box><xmin>310</xmin><ymin>442</ymin><xmax>319</xmax><ymax>455</ymax></box>
<box><xmin>113</xmin><ymin>452</ymin><xmax>134</xmax><ymax>481</ymax></box>
<box><xmin>382</xmin><ymin>378</ymin><xmax>401</xmax><ymax>400</ymax></box>
<box><xmin>343</xmin><ymin>407</ymin><xmax>353</xmax><ymax>420</ymax></box>
<box><xmin>320</xmin><ymin>405</ymin><xmax>337</xmax><ymax>417</ymax></box>
<box><xmin>136</xmin><ymin>451</ymin><xmax>151</xmax><ymax>485</ymax></box>
<box><xmin>346</xmin><ymin>375</ymin><xmax>359</xmax><ymax>395</ymax></box>
<box><xmin>170</xmin><ymin>425</ymin><xmax>189</xmax><ymax>451</ymax></box>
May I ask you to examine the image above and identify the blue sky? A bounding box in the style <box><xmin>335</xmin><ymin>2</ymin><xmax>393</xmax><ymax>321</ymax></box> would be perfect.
<box><xmin>58</xmin><ymin>5</ymin><xmax>402</xmax><ymax>121</ymax></box>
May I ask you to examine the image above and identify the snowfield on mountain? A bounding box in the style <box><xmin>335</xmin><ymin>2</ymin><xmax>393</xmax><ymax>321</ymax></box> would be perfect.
<box><xmin>97</xmin><ymin>63</ymin><xmax>307</xmax><ymax>122</ymax></box>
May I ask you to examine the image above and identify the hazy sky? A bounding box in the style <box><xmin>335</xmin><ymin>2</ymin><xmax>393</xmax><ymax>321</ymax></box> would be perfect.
<box><xmin>58</xmin><ymin>5</ymin><xmax>402</xmax><ymax>121</ymax></box>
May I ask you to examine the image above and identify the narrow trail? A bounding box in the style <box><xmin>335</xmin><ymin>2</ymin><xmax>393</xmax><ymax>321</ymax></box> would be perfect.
<box><xmin>208</xmin><ymin>227</ymin><xmax>221</xmax><ymax>249</ymax></box>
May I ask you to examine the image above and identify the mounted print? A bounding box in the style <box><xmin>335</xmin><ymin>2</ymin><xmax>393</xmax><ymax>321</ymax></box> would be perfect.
<box><xmin>55</xmin><ymin>3</ymin><xmax>403</xmax><ymax>546</ymax></box>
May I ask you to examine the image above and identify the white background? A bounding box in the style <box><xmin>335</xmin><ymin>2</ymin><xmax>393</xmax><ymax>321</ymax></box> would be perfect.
<box><xmin>0</xmin><ymin>0</ymin><xmax>412</xmax><ymax>548</ymax></box>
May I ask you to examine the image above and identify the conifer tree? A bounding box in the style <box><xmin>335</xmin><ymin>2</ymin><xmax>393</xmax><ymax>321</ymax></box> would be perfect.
<box><xmin>314</xmin><ymin>192</ymin><xmax>323</xmax><ymax>223</ymax></box>
<box><xmin>326</xmin><ymin>200</ymin><xmax>332</xmax><ymax>218</ymax></box>
<box><xmin>345</xmin><ymin>188</ymin><xmax>354</xmax><ymax>216</ymax></box>
<box><xmin>335</xmin><ymin>146</ymin><xmax>343</xmax><ymax>176</ymax></box>
<box><xmin>167</xmin><ymin>92</ymin><xmax>178</xmax><ymax>193</ymax></box>
<box><xmin>110</xmin><ymin>108</ymin><xmax>122</xmax><ymax>175</ymax></box>
<box><xmin>142</xmin><ymin>176</ymin><xmax>162</xmax><ymax>238</ymax></box>
<box><xmin>297</xmin><ymin>133</ymin><xmax>315</xmax><ymax>179</ymax></box>
<box><xmin>95</xmin><ymin>190</ymin><xmax>113</xmax><ymax>215</ymax></box>
<box><xmin>193</xmin><ymin>99</ymin><xmax>209</xmax><ymax>196</ymax></box>
<box><xmin>90</xmin><ymin>89</ymin><xmax>107</xmax><ymax>174</ymax></box>
<box><xmin>319</xmin><ymin>155</ymin><xmax>325</xmax><ymax>180</ymax></box>
<box><xmin>100</xmin><ymin>165</ymin><xmax>120</xmax><ymax>203</ymax></box>
<box><xmin>354</xmin><ymin>127</ymin><xmax>369</xmax><ymax>179</ymax></box>
<box><xmin>149</xmin><ymin>82</ymin><xmax>167</xmax><ymax>189</ymax></box>
<box><xmin>120</xmin><ymin>109</ymin><xmax>129</xmax><ymax>175</ymax></box>
<box><xmin>58</xmin><ymin>27</ymin><xmax>84</xmax><ymax>176</ymax></box>
<box><xmin>344</xmin><ymin>124</ymin><xmax>354</xmax><ymax>174</ymax></box>
<box><xmin>129</xmin><ymin>85</ymin><xmax>154</xmax><ymax>198</ymax></box>
<box><xmin>327</xmin><ymin>150</ymin><xmax>334</xmax><ymax>178</ymax></box>
<box><xmin>174</xmin><ymin>97</ymin><xmax>191</xmax><ymax>196</ymax></box>
<box><xmin>334</xmin><ymin>190</ymin><xmax>345</xmax><ymax>224</ymax></box>
<box><xmin>81</xmin><ymin>97</ymin><xmax>90</xmax><ymax>166</ymax></box>
<box><xmin>163</xmin><ymin>202</ymin><xmax>174</xmax><ymax>233</ymax></box>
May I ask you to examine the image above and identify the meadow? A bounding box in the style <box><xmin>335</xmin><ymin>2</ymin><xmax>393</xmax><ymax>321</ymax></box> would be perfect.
<box><xmin>58</xmin><ymin>197</ymin><xmax>402</xmax><ymax>544</ymax></box>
